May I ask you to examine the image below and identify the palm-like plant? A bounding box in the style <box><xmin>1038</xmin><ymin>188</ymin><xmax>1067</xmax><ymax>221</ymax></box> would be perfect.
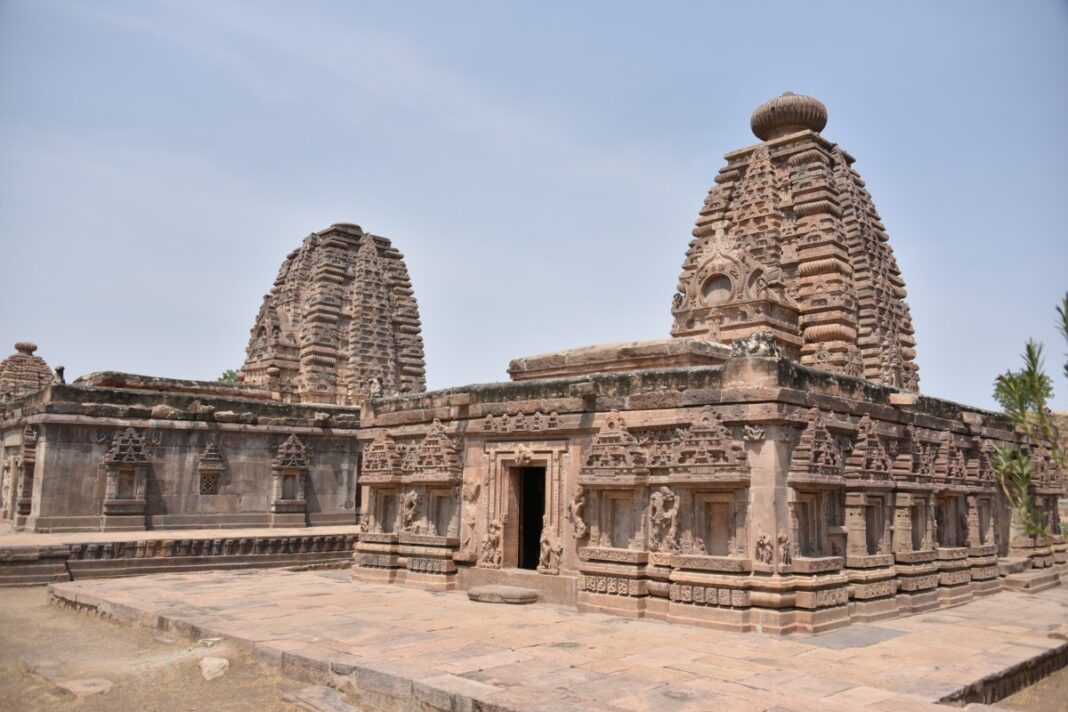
<box><xmin>991</xmin><ymin>294</ymin><xmax>1067</xmax><ymax>541</ymax></box>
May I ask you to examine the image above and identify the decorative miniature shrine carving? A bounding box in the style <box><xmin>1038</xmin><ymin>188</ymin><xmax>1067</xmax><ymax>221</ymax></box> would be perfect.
<box><xmin>579</xmin><ymin>411</ymin><xmax>647</xmax><ymax>481</ymax></box>
<box><xmin>845</xmin><ymin>415</ymin><xmax>891</xmax><ymax>480</ymax></box>
<box><xmin>197</xmin><ymin>442</ymin><xmax>225</xmax><ymax>495</ymax></box>
<box><xmin>406</xmin><ymin>419</ymin><xmax>462</xmax><ymax>483</ymax></box>
<box><xmin>789</xmin><ymin>408</ymin><xmax>843</xmax><ymax>481</ymax></box>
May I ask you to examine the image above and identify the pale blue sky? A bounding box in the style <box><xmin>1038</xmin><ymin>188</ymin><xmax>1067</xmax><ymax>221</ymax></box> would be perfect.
<box><xmin>1</xmin><ymin>1</ymin><xmax>1065</xmax><ymax>409</ymax></box>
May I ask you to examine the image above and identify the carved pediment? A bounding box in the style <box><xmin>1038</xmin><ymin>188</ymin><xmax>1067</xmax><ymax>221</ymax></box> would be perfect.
<box><xmin>579</xmin><ymin>411</ymin><xmax>648</xmax><ymax>482</ymax></box>
<box><xmin>788</xmin><ymin>408</ymin><xmax>842</xmax><ymax>481</ymax></box>
<box><xmin>103</xmin><ymin>427</ymin><xmax>150</xmax><ymax>466</ymax></box>
<box><xmin>273</xmin><ymin>434</ymin><xmax>309</xmax><ymax>471</ymax></box>
<box><xmin>670</xmin><ymin>407</ymin><xmax>747</xmax><ymax>478</ymax></box>
<box><xmin>406</xmin><ymin>419</ymin><xmax>462</xmax><ymax>482</ymax></box>
<box><xmin>934</xmin><ymin>431</ymin><xmax>967</xmax><ymax>483</ymax></box>
<box><xmin>198</xmin><ymin>442</ymin><xmax>225</xmax><ymax>474</ymax></box>
<box><xmin>361</xmin><ymin>430</ymin><xmax>401</xmax><ymax>480</ymax></box>
<box><xmin>1031</xmin><ymin>444</ymin><xmax>1061</xmax><ymax>491</ymax></box>
<box><xmin>845</xmin><ymin>415</ymin><xmax>891</xmax><ymax>481</ymax></box>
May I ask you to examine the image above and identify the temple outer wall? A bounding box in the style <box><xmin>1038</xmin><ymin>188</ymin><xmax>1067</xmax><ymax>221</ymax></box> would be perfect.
<box><xmin>353</xmin><ymin>345</ymin><xmax>1067</xmax><ymax>634</ymax></box>
<box><xmin>1</xmin><ymin>381</ymin><xmax>362</xmax><ymax>533</ymax></box>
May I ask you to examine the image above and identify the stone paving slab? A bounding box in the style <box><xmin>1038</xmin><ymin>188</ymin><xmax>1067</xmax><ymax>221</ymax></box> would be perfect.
<box><xmin>49</xmin><ymin>570</ymin><xmax>1068</xmax><ymax>712</ymax></box>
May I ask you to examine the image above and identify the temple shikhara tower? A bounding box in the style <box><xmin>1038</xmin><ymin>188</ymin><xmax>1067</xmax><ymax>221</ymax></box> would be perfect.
<box><xmin>671</xmin><ymin>93</ymin><xmax>919</xmax><ymax>390</ymax></box>
<box><xmin>239</xmin><ymin>222</ymin><xmax>427</xmax><ymax>405</ymax></box>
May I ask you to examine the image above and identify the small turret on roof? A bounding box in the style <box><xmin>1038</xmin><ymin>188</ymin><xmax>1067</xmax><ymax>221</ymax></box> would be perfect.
<box><xmin>0</xmin><ymin>342</ymin><xmax>53</xmax><ymax>400</ymax></box>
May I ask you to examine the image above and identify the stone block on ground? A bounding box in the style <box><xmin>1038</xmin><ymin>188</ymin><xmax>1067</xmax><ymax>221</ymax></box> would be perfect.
<box><xmin>283</xmin><ymin>685</ymin><xmax>362</xmax><ymax>712</ymax></box>
<box><xmin>468</xmin><ymin>584</ymin><xmax>539</xmax><ymax>604</ymax></box>
<box><xmin>199</xmin><ymin>656</ymin><xmax>230</xmax><ymax>680</ymax></box>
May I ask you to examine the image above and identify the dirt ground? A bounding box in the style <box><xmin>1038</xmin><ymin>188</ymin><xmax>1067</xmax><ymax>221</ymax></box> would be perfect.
<box><xmin>1</xmin><ymin>583</ymin><xmax>1067</xmax><ymax>711</ymax></box>
<box><xmin>999</xmin><ymin>665</ymin><xmax>1068</xmax><ymax>711</ymax></box>
<box><xmin>0</xmin><ymin>586</ymin><xmax>317</xmax><ymax>711</ymax></box>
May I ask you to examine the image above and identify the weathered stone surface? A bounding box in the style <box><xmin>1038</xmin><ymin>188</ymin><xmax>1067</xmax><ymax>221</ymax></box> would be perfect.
<box><xmin>467</xmin><ymin>584</ymin><xmax>539</xmax><ymax>604</ymax></box>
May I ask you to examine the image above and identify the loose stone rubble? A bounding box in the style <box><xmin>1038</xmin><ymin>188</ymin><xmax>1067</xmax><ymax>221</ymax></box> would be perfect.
<box><xmin>1</xmin><ymin>93</ymin><xmax>1065</xmax><ymax>635</ymax></box>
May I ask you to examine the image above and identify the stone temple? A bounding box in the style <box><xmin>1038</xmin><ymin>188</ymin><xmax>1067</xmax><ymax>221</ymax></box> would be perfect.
<box><xmin>1</xmin><ymin>94</ymin><xmax>1064</xmax><ymax>633</ymax></box>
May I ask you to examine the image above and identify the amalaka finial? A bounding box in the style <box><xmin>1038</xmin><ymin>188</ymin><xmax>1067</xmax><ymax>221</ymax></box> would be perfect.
<box><xmin>14</xmin><ymin>341</ymin><xmax>37</xmax><ymax>355</ymax></box>
<box><xmin>750</xmin><ymin>92</ymin><xmax>828</xmax><ymax>141</ymax></box>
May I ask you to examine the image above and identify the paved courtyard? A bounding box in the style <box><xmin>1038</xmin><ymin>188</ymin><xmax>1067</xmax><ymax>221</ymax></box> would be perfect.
<box><xmin>50</xmin><ymin>570</ymin><xmax>1068</xmax><ymax>711</ymax></box>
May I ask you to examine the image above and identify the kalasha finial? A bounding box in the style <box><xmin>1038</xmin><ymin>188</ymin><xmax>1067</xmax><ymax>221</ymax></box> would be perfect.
<box><xmin>14</xmin><ymin>341</ymin><xmax>37</xmax><ymax>355</ymax></box>
<box><xmin>750</xmin><ymin>92</ymin><xmax>828</xmax><ymax>141</ymax></box>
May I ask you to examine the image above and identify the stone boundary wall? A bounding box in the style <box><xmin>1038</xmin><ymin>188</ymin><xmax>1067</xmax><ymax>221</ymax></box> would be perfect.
<box><xmin>0</xmin><ymin>531</ymin><xmax>357</xmax><ymax>586</ymax></box>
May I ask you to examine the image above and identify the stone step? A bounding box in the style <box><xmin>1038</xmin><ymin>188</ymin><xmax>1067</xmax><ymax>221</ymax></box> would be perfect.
<box><xmin>997</xmin><ymin>557</ymin><xmax>1030</xmax><ymax>576</ymax></box>
<box><xmin>1001</xmin><ymin>568</ymin><xmax>1060</xmax><ymax>593</ymax></box>
<box><xmin>458</xmin><ymin>566</ymin><xmax>577</xmax><ymax>606</ymax></box>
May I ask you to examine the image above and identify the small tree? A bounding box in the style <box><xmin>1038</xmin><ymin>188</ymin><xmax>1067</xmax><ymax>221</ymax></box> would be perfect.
<box><xmin>217</xmin><ymin>369</ymin><xmax>239</xmax><ymax>385</ymax></box>
<box><xmin>991</xmin><ymin>294</ymin><xmax>1067</xmax><ymax>541</ymax></box>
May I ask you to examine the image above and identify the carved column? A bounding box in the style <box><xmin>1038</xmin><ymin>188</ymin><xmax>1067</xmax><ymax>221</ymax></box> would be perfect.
<box><xmin>844</xmin><ymin>492</ymin><xmax>867</xmax><ymax>559</ymax></box>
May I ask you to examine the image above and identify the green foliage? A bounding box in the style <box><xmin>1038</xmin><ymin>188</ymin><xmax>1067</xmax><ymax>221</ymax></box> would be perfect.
<box><xmin>993</xmin><ymin>340</ymin><xmax>1055</xmax><ymax>444</ymax></box>
<box><xmin>992</xmin><ymin>444</ymin><xmax>1045</xmax><ymax>537</ymax></box>
<box><xmin>1058</xmin><ymin>292</ymin><xmax>1068</xmax><ymax>380</ymax></box>
<box><xmin>991</xmin><ymin>298</ymin><xmax>1067</xmax><ymax>543</ymax></box>
<box><xmin>217</xmin><ymin>369</ymin><xmax>239</xmax><ymax>385</ymax></box>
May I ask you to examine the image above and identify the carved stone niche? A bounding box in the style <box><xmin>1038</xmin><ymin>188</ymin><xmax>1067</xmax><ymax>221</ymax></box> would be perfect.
<box><xmin>270</xmin><ymin>434</ymin><xmax>309</xmax><ymax>527</ymax></box>
<box><xmin>101</xmin><ymin>427</ymin><xmax>151</xmax><ymax>531</ymax></box>
<box><xmin>197</xmin><ymin>442</ymin><xmax>225</xmax><ymax>496</ymax></box>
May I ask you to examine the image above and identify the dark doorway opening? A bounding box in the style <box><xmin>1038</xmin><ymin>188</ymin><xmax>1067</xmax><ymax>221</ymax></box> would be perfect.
<box><xmin>517</xmin><ymin>467</ymin><xmax>546</xmax><ymax>570</ymax></box>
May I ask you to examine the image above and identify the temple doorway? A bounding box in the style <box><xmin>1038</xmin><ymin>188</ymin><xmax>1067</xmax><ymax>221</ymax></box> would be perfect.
<box><xmin>510</xmin><ymin>466</ymin><xmax>545</xmax><ymax>570</ymax></box>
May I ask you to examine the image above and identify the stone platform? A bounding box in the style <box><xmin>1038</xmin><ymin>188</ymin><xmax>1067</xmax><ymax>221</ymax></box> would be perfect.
<box><xmin>49</xmin><ymin>569</ymin><xmax>1068</xmax><ymax>712</ymax></box>
<box><xmin>0</xmin><ymin>525</ymin><xmax>358</xmax><ymax>586</ymax></box>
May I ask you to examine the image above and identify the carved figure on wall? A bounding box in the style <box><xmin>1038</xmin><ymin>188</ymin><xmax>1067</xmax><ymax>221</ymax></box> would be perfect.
<box><xmin>359</xmin><ymin>510</ymin><xmax>370</xmax><ymax>531</ymax></box>
<box><xmin>367</xmin><ymin>377</ymin><xmax>383</xmax><ymax>399</ymax></box>
<box><xmin>648</xmin><ymin>486</ymin><xmax>680</xmax><ymax>552</ymax></box>
<box><xmin>537</xmin><ymin>515</ymin><xmax>563</xmax><ymax>575</ymax></box>
<box><xmin>567</xmin><ymin>486</ymin><xmax>588</xmax><ymax>539</ymax></box>
<box><xmin>478</xmin><ymin>519</ymin><xmax>502</xmax><ymax>568</ymax></box>
<box><xmin>777</xmin><ymin>533</ymin><xmax>792</xmax><ymax>570</ymax></box>
<box><xmin>755</xmin><ymin>533</ymin><xmax>774</xmax><ymax>564</ymax></box>
<box><xmin>461</xmin><ymin>479</ymin><xmax>481</xmax><ymax>552</ymax></box>
<box><xmin>400</xmin><ymin>490</ymin><xmax>419</xmax><ymax>532</ymax></box>
<box><xmin>515</xmin><ymin>443</ymin><xmax>534</xmax><ymax>466</ymax></box>
<box><xmin>743</xmin><ymin>425</ymin><xmax>765</xmax><ymax>442</ymax></box>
